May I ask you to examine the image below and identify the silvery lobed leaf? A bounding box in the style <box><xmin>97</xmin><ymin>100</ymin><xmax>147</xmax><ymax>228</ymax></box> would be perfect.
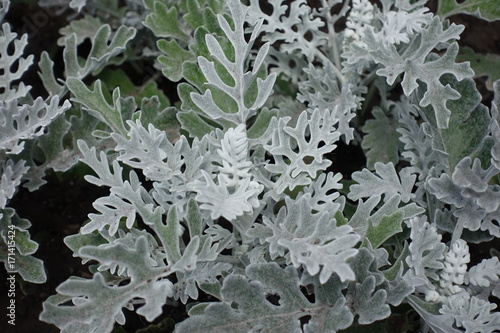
<box><xmin>246</xmin><ymin>0</ymin><xmax>327</xmax><ymax>62</ymax></box>
<box><xmin>0</xmin><ymin>97</ymin><xmax>70</xmax><ymax>154</ymax></box>
<box><xmin>264</xmin><ymin>108</ymin><xmax>340</xmax><ymax>196</ymax></box>
<box><xmin>440</xmin><ymin>293</ymin><xmax>500</xmax><ymax>333</ymax></box>
<box><xmin>428</xmin><ymin>157</ymin><xmax>500</xmax><ymax>237</ymax></box>
<box><xmin>465</xmin><ymin>256</ymin><xmax>500</xmax><ymax>288</ymax></box>
<box><xmin>189</xmin><ymin>0</ymin><xmax>276</xmax><ymax>126</ymax></box>
<box><xmin>248</xmin><ymin>196</ymin><xmax>360</xmax><ymax>283</ymax></box>
<box><xmin>0</xmin><ymin>23</ymin><xmax>32</xmax><ymax>100</ymax></box>
<box><xmin>405</xmin><ymin>216</ymin><xmax>446</xmax><ymax>290</ymax></box>
<box><xmin>40</xmin><ymin>236</ymin><xmax>174</xmax><ymax>333</ymax></box>
<box><xmin>112</xmin><ymin>120</ymin><xmax>185</xmax><ymax>182</ymax></box>
<box><xmin>193</xmin><ymin>171</ymin><xmax>263</xmax><ymax>221</ymax></box>
<box><xmin>345</xmin><ymin>249</ymin><xmax>392</xmax><ymax>324</ymax></box>
<box><xmin>348</xmin><ymin>162</ymin><xmax>416</xmax><ymax>203</ymax></box>
<box><xmin>364</xmin><ymin>17</ymin><xmax>474</xmax><ymax>128</ymax></box>
<box><xmin>176</xmin><ymin>263</ymin><xmax>353</xmax><ymax>333</ymax></box>
<box><xmin>0</xmin><ymin>160</ymin><xmax>28</xmax><ymax>209</ymax></box>
<box><xmin>0</xmin><ymin>208</ymin><xmax>46</xmax><ymax>283</ymax></box>
<box><xmin>361</xmin><ymin>107</ymin><xmax>401</xmax><ymax>169</ymax></box>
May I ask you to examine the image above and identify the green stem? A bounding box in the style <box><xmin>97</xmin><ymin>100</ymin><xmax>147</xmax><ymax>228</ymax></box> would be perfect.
<box><xmin>451</xmin><ymin>218</ymin><xmax>464</xmax><ymax>245</ymax></box>
<box><xmin>359</xmin><ymin>80</ymin><xmax>377</xmax><ymax>126</ymax></box>
<box><xmin>317</xmin><ymin>51</ymin><xmax>346</xmax><ymax>86</ymax></box>
<box><xmin>484</xmin><ymin>164</ymin><xmax>499</xmax><ymax>184</ymax></box>
<box><xmin>360</xmin><ymin>70</ymin><xmax>377</xmax><ymax>88</ymax></box>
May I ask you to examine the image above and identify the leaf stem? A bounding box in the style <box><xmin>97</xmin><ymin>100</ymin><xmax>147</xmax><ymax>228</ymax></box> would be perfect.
<box><xmin>483</xmin><ymin>164</ymin><xmax>499</xmax><ymax>184</ymax></box>
<box><xmin>451</xmin><ymin>218</ymin><xmax>464</xmax><ymax>245</ymax></box>
<box><xmin>317</xmin><ymin>51</ymin><xmax>345</xmax><ymax>86</ymax></box>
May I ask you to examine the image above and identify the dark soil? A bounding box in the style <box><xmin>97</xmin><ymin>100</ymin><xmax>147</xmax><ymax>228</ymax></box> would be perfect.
<box><xmin>1</xmin><ymin>1</ymin><xmax>500</xmax><ymax>333</ymax></box>
<box><xmin>0</xmin><ymin>172</ymin><xmax>107</xmax><ymax>333</ymax></box>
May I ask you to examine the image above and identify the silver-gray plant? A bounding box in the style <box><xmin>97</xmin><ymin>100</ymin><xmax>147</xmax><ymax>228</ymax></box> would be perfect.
<box><xmin>1</xmin><ymin>0</ymin><xmax>499</xmax><ymax>332</ymax></box>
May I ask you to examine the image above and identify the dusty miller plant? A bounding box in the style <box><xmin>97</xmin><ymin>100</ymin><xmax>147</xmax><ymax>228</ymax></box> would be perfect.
<box><xmin>1</xmin><ymin>0</ymin><xmax>500</xmax><ymax>332</ymax></box>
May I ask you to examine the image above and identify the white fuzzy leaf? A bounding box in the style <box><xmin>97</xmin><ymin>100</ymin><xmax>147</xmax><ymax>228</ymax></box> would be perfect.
<box><xmin>0</xmin><ymin>23</ymin><xmax>33</xmax><ymax>100</ymax></box>
<box><xmin>440</xmin><ymin>294</ymin><xmax>500</xmax><ymax>333</ymax></box>
<box><xmin>428</xmin><ymin>157</ymin><xmax>500</xmax><ymax>237</ymax></box>
<box><xmin>247</xmin><ymin>0</ymin><xmax>327</xmax><ymax>62</ymax></box>
<box><xmin>217</xmin><ymin>124</ymin><xmax>252</xmax><ymax>186</ymax></box>
<box><xmin>466</xmin><ymin>257</ymin><xmax>500</xmax><ymax>288</ymax></box>
<box><xmin>190</xmin><ymin>0</ymin><xmax>276</xmax><ymax>126</ymax></box>
<box><xmin>194</xmin><ymin>171</ymin><xmax>263</xmax><ymax>221</ymax></box>
<box><xmin>349</xmin><ymin>162</ymin><xmax>416</xmax><ymax>203</ymax></box>
<box><xmin>40</xmin><ymin>237</ymin><xmax>175</xmax><ymax>332</ymax></box>
<box><xmin>364</xmin><ymin>17</ymin><xmax>474</xmax><ymax>128</ymax></box>
<box><xmin>0</xmin><ymin>160</ymin><xmax>28</xmax><ymax>209</ymax></box>
<box><xmin>405</xmin><ymin>216</ymin><xmax>446</xmax><ymax>289</ymax></box>
<box><xmin>0</xmin><ymin>97</ymin><xmax>70</xmax><ymax>154</ymax></box>
<box><xmin>264</xmin><ymin>109</ymin><xmax>340</xmax><ymax>196</ymax></box>
<box><xmin>249</xmin><ymin>196</ymin><xmax>360</xmax><ymax>283</ymax></box>
<box><xmin>113</xmin><ymin>120</ymin><xmax>185</xmax><ymax>182</ymax></box>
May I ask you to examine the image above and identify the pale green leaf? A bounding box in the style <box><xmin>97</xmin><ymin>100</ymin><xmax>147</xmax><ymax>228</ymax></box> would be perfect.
<box><xmin>0</xmin><ymin>208</ymin><xmax>46</xmax><ymax>283</ymax></box>
<box><xmin>67</xmin><ymin>78</ymin><xmax>128</xmax><ymax>136</ymax></box>
<box><xmin>364</xmin><ymin>211</ymin><xmax>405</xmax><ymax>249</ymax></box>
<box><xmin>456</xmin><ymin>47</ymin><xmax>500</xmax><ymax>91</ymax></box>
<box><xmin>57</xmin><ymin>16</ymin><xmax>102</xmax><ymax>46</ymax></box>
<box><xmin>349</xmin><ymin>163</ymin><xmax>416</xmax><ymax>203</ymax></box>
<box><xmin>144</xmin><ymin>3</ymin><xmax>190</xmax><ymax>41</ymax></box>
<box><xmin>362</xmin><ymin>107</ymin><xmax>401</xmax><ymax>169</ymax></box>
<box><xmin>437</xmin><ymin>0</ymin><xmax>500</xmax><ymax>22</ymax></box>
<box><xmin>176</xmin><ymin>263</ymin><xmax>353</xmax><ymax>333</ymax></box>
<box><xmin>420</xmin><ymin>75</ymin><xmax>491</xmax><ymax>171</ymax></box>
